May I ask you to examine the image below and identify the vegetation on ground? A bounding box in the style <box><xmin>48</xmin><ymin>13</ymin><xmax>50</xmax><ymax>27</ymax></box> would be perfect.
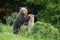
<box><xmin>0</xmin><ymin>21</ymin><xmax>60</xmax><ymax>40</ymax></box>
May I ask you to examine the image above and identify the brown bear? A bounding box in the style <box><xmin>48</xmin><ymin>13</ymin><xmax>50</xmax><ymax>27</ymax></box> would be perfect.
<box><xmin>13</xmin><ymin>7</ymin><xmax>30</xmax><ymax>34</ymax></box>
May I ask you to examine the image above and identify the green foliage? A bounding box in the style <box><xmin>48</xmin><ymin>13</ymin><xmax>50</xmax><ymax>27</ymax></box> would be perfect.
<box><xmin>35</xmin><ymin>3</ymin><xmax>60</xmax><ymax>32</ymax></box>
<box><xmin>19</xmin><ymin>25</ymin><xmax>28</xmax><ymax>36</ymax></box>
<box><xmin>0</xmin><ymin>21</ymin><xmax>60</xmax><ymax>40</ymax></box>
<box><xmin>26</xmin><ymin>0</ymin><xmax>47</xmax><ymax>5</ymax></box>
<box><xmin>0</xmin><ymin>23</ymin><xmax>3</xmax><ymax>33</ymax></box>
<box><xmin>7</xmin><ymin>12</ymin><xmax>18</xmax><ymax>25</ymax></box>
<box><xmin>27</xmin><ymin>21</ymin><xmax>59</xmax><ymax>40</ymax></box>
<box><xmin>26</xmin><ymin>0</ymin><xmax>60</xmax><ymax>4</ymax></box>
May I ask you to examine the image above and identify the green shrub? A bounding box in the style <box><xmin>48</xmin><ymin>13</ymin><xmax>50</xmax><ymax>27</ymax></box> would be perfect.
<box><xmin>0</xmin><ymin>22</ymin><xmax>60</xmax><ymax>40</ymax></box>
<box><xmin>7</xmin><ymin>12</ymin><xmax>18</xmax><ymax>25</ymax></box>
<box><xmin>0</xmin><ymin>23</ymin><xmax>4</xmax><ymax>33</ymax></box>
<box><xmin>27</xmin><ymin>21</ymin><xmax>59</xmax><ymax>40</ymax></box>
<box><xmin>19</xmin><ymin>25</ymin><xmax>28</xmax><ymax>36</ymax></box>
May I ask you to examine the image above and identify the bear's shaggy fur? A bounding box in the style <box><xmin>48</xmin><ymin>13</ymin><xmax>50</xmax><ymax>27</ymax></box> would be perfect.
<box><xmin>13</xmin><ymin>7</ymin><xmax>30</xmax><ymax>34</ymax></box>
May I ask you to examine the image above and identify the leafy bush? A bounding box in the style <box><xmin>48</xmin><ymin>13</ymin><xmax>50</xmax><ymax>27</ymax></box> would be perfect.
<box><xmin>7</xmin><ymin>12</ymin><xmax>18</xmax><ymax>25</ymax></box>
<box><xmin>0</xmin><ymin>23</ymin><xmax>4</xmax><ymax>33</ymax></box>
<box><xmin>26</xmin><ymin>0</ymin><xmax>60</xmax><ymax>32</ymax></box>
<box><xmin>36</xmin><ymin>4</ymin><xmax>60</xmax><ymax>32</ymax></box>
<box><xmin>0</xmin><ymin>22</ymin><xmax>60</xmax><ymax>40</ymax></box>
<box><xmin>26</xmin><ymin>0</ymin><xmax>47</xmax><ymax>5</ymax></box>
<box><xmin>27</xmin><ymin>21</ymin><xmax>59</xmax><ymax>40</ymax></box>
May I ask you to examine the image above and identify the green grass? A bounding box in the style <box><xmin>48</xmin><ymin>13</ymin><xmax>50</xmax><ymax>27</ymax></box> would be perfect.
<box><xmin>0</xmin><ymin>25</ymin><xmax>34</xmax><ymax>40</ymax></box>
<box><xmin>0</xmin><ymin>22</ymin><xmax>60</xmax><ymax>40</ymax></box>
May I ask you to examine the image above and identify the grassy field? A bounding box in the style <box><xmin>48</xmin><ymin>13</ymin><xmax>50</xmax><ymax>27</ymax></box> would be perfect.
<box><xmin>0</xmin><ymin>22</ymin><xmax>60</xmax><ymax>40</ymax></box>
<box><xmin>0</xmin><ymin>25</ymin><xmax>32</xmax><ymax>40</ymax></box>
<box><xmin>0</xmin><ymin>24</ymin><xmax>35</xmax><ymax>40</ymax></box>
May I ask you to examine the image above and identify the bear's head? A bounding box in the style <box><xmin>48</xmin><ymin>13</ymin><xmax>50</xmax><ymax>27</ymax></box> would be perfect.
<box><xmin>19</xmin><ymin>7</ymin><xmax>28</xmax><ymax>15</ymax></box>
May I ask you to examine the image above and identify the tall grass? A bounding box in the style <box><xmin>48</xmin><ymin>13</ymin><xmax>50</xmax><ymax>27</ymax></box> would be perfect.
<box><xmin>0</xmin><ymin>21</ymin><xmax>60</xmax><ymax>40</ymax></box>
